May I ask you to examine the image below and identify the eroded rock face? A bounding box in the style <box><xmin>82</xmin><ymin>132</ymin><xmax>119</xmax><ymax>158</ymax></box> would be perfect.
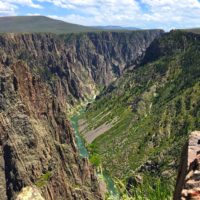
<box><xmin>0</xmin><ymin>62</ymin><xmax>102</xmax><ymax>200</ymax></box>
<box><xmin>0</xmin><ymin>30</ymin><xmax>163</xmax><ymax>109</ymax></box>
<box><xmin>0</xmin><ymin>30</ymin><xmax>163</xmax><ymax>199</ymax></box>
<box><xmin>174</xmin><ymin>131</ymin><xmax>200</xmax><ymax>200</ymax></box>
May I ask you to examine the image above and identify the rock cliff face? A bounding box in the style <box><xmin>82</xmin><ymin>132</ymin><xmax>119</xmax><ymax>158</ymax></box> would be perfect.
<box><xmin>174</xmin><ymin>131</ymin><xmax>200</xmax><ymax>200</ymax></box>
<box><xmin>0</xmin><ymin>30</ymin><xmax>163</xmax><ymax>110</ymax></box>
<box><xmin>0</xmin><ymin>30</ymin><xmax>163</xmax><ymax>199</ymax></box>
<box><xmin>0</xmin><ymin>62</ymin><xmax>102</xmax><ymax>200</ymax></box>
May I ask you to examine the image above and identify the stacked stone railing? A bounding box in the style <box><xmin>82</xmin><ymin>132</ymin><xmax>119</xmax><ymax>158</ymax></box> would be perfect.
<box><xmin>174</xmin><ymin>131</ymin><xmax>200</xmax><ymax>200</ymax></box>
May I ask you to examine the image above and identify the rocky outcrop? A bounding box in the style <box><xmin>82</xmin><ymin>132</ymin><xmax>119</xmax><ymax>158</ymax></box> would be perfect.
<box><xmin>174</xmin><ymin>131</ymin><xmax>200</xmax><ymax>200</ymax></box>
<box><xmin>16</xmin><ymin>186</ymin><xmax>45</xmax><ymax>200</ymax></box>
<box><xmin>0</xmin><ymin>62</ymin><xmax>102</xmax><ymax>200</ymax></box>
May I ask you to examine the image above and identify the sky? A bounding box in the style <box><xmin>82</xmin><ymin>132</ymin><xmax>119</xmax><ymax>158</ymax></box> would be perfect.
<box><xmin>0</xmin><ymin>0</ymin><xmax>200</xmax><ymax>30</ymax></box>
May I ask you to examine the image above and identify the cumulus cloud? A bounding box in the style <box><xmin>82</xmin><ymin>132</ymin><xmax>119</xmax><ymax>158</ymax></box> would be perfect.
<box><xmin>40</xmin><ymin>0</ymin><xmax>200</xmax><ymax>30</ymax></box>
<box><xmin>1</xmin><ymin>0</ymin><xmax>200</xmax><ymax>30</ymax></box>
<box><xmin>141</xmin><ymin>0</ymin><xmax>200</xmax><ymax>28</ymax></box>
<box><xmin>45</xmin><ymin>0</ymin><xmax>141</xmax><ymax>26</ymax></box>
<box><xmin>0</xmin><ymin>1</ymin><xmax>16</xmax><ymax>15</ymax></box>
<box><xmin>0</xmin><ymin>0</ymin><xmax>42</xmax><ymax>15</ymax></box>
<box><xmin>7</xmin><ymin>0</ymin><xmax>43</xmax><ymax>8</ymax></box>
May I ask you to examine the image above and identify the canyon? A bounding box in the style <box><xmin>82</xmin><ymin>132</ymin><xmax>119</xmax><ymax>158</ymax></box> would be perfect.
<box><xmin>0</xmin><ymin>23</ymin><xmax>200</xmax><ymax>199</ymax></box>
<box><xmin>0</xmin><ymin>30</ymin><xmax>162</xmax><ymax>199</ymax></box>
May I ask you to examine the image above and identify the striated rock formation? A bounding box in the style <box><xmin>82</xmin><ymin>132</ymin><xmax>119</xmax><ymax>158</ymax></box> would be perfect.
<box><xmin>0</xmin><ymin>30</ymin><xmax>163</xmax><ymax>111</ymax></box>
<box><xmin>0</xmin><ymin>62</ymin><xmax>102</xmax><ymax>200</ymax></box>
<box><xmin>174</xmin><ymin>131</ymin><xmax>200</xmax><ymax>200</ymax></box>
<box><xmin>0</xmin><ymin>30</ymin><xmax>163</xmax><ymax>199</ymax></box>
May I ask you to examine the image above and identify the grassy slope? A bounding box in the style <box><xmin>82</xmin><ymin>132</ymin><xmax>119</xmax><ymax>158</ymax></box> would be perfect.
<box><xmin>80</xmin><ymin>31</ymin><xmax>200</xmax><ymax>190</ymax></box>
<box><xmin>0</xmin><ymin>16</ymin><xmax>99</xmax><ymax>34</ymax></box>
<box><xmin>0</xmin><ymin>16</ymin><xmax>151</xmax><ymax>34</ymax></box>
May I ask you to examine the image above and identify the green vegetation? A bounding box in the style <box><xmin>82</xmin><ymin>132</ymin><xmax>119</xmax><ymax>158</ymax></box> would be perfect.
<box><xmin>35</xmin><ymin>171</ymin><xmax>52</xmax><ymax>187</ymax></box>
<box><xmin>181</xmin><ymin>28</ymin><xmax>200</xmax><ymax>34</ymax></box>
<box><xmin>114</xmin><ymin>177</ymin><xmax>172</xmax><ymax>200</ymax></box>
<box><xmin>80</xmin><ymin>31</ymin><xmax>200</xmax><ymax>199</ymax></box>
<box><xmin>87</xmin><ymin>143</ymin><xmax>101</xmax><ymax>166</ymax></box>
<box><xmin>0</xmin><ymin>16</ymin><xmax>99</xmax><ymax>34</ymax></box>
<box><xmin>90</xmin><ymin>154</ymin><xmax>101</xmax><ymax>166</ymax></box>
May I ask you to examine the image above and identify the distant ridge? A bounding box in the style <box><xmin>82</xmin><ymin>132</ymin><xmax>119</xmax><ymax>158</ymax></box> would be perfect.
<box><xmin>92</xmin><ymin>25</ymin><xmax>140</xmax><ymax>30</ymax></box>
<box><xmin>0</xmin><ymin>16</ymin><xmax>98</xmax><ymax>34</ymax></box>
<box><xmin>0</xmin><ymin>16</ymin><xmax>142</xmax><ymax>34</ymax></box>
<box><xmin>181</xmin><ymin>28</ymin><xmax>200</xmax><ymax>34</ymax></box>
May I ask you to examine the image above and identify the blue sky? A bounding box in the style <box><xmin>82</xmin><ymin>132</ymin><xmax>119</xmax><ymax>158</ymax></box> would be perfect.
<box><xmin>1</xmin><ymin>0</ymin><xmax>200</xmax><ymax>30</ymax></box>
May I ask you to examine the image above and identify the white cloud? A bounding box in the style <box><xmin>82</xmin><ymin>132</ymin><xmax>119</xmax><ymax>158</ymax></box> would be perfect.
<box><xmin>40</xmin><ymin>0</ymin><xmax>139</xmax><ymax>12</ymax></box>
<box><xmin>140</xmin><ymin>0</ymin><xmax>200</xmax><ymax>29</ymax></box>
<box><xmin>7</xmin><ymin>0</ymin><xmax>42</xmax><ymax>8</ymax></box>
<box><xmin>1</xmin><ymin>0</ymin><xmax>200</xmax><ymax>30</ymax></box>
<box><xmin>142</xmin><ymin>0</ymin><xmax>200</xmax><ymax>9</ymax></box>
<box><xmin>0</xmin><ymin>1</ymin><xmax>16</xmax><ymax>15</ymax></box>
<box><xmin>46</xmin><ymin>0</ymin><xmax>141</xmax><ymax>26</ymax></box>
<box><xmin>27</xmin><ymin>13</ymin><xmax>41</xmax><ymax>15</ymax></box>
<box><xmin>38</xmin><ymin>0</ymin><xmax>200</xmax><ymax>30</ymax></box>
<box><xmin>0</xmin><ymin>0</ymin><xmax>42</xmax><ymax>15</ymax></box>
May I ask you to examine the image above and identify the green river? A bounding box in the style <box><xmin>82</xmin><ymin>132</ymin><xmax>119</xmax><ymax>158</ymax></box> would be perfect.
<box><xmin>70</xmin><ymin>113</ymin><xmax>119</xmax><ymax>199</ymax></box>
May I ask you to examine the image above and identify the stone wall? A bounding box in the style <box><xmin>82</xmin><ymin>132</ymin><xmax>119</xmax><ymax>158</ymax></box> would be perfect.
<box><xmin>174</xmin><ymin>131</ymin><xmax>200</xmax><ymax>200</ymax></box>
